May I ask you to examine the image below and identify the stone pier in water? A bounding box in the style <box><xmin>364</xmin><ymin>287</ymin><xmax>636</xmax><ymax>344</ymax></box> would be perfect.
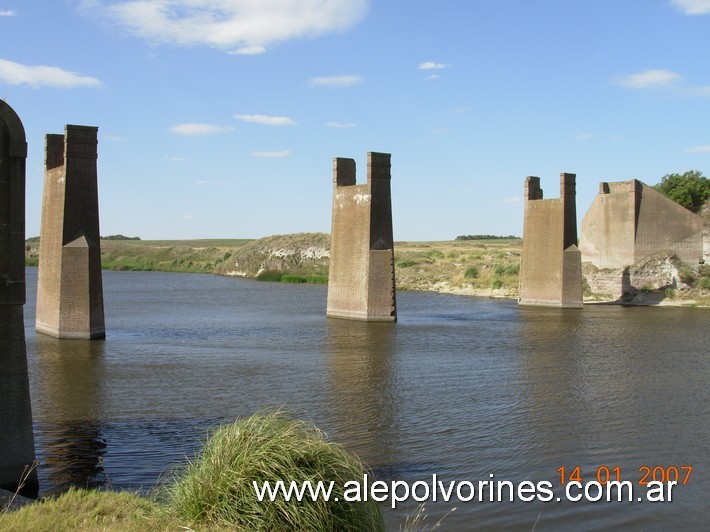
<box><xmin>36</xmin><ymin>125</ymin><xmax>105</xmax><ymax>339</ymax></box>
<box><xmin>519</xmin><ymin>173</ymin><xmax>583</xmax><ymax>308</ymax></box>
<box><xmin>326</xmin><ymin>152</ymin><xmax>397</xmax><ymax>322</ymax></box>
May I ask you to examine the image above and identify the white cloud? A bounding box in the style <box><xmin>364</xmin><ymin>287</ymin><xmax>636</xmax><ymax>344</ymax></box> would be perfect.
<box><xmin>502</xmin><ymin>196</ymin><xmax>521</xmax><ymax>205</ymax></box>
<box><xmin>418</xmin><ymin>61</ymin><xmax>447</xmax><ymax>70</ymax></box>
<box><xmin>0</xmin><ymin>10</ymin><xmax>17</xmax><ymax>16</ymax></box>
<box><xmin>167</xmin><ymin>155</ymin><xmax>185</xmax><ymax>161</ymax></box>
<box><xmin>326</xmin><ymin>121</ymin><xmax>355</xmax><ymax>128</ymax></box>
<box><xmin>672</xmin><ymin>0</ymin><xmax>710</xmax><ymax>14</ymax></box>
<box><xmin>169</xmin><ymin>123</ymin><xmax>234</xmax><ymax>135</ymax></box>
<box><xmin>310</xmin><ymin>75</ymin><xmax>362</xmax><ymax>88</ymax></box>
<box><xmin>576</xmin><ymin>133</ymin><xmax>593</xmax><ymax>141</ymax></box>
<box><xmin>0</xmin><ymin>58</ymin><xmax>101</xmax><ymax>88</ymax></box>
<box><xmin>229</xmin><ymin>46</ymin><xmax>266</xmax><ymax>55</ymax></box>
<box><xmin>181</xmin><ymin>214</ymin><xmax>193</xmax><ymax>220</ymax></box>
<box><xmin>251</xmin><ymin>150</ymin><xmax>291</xmax><ymax>158</ymax></box>
<box><xmin>614</xmin><ymin>69</ymin><xmax>682</xmax><ymax>89</ymax></box>
<box><xmin>81</xmin><ymin>0</ymin><xmax>369</xmax><ymax>51</ymax></box>
<box><xmin>235</xmin><ymin>114</ymin><xmax>295</xmax><ymax>126</ymax></box>
<box><xmin>427</xmin><ymin>74</ymin><xmax>440</xmax><ymax>80</ymax></box>
<box><xmin>686</xmin><ymin>144</ymin><xmax>710</xmax><ymax>153</ymax></box>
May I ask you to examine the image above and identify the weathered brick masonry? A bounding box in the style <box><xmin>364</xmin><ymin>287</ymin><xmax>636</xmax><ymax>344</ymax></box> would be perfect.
<box><xmin>0</xmin><ymin>101</ymin><xmax>38</xmax><ymax>495</ymax></box>
<box><xmin>519</xmin><ymin>173</ymin><xmax>583</xmax><ymax>308</ymax></box>
<box><xmin>36</xmin><ymin>125</ymin><xmax>105</xmax><ymax>339</ymax></box>
<box><xmin>327</xmin><ymin>152</ymin><xmax>397</xmax><ymax>321</ymax></box>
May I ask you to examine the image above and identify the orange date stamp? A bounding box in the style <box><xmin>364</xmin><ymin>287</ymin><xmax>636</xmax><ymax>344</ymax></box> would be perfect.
<box><xmin>556</xmin><ymin>465</ymin><xmax>693</xmax><ymax>486</ymax></box>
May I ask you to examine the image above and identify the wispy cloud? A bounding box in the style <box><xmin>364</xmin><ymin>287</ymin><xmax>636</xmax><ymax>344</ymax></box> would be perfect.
<box><xmin>235</xmin><ymin>114</ymin><xmax>296</xmax><ymax>126</ymax></box>
<box><xmin>502</xmin><ymin>196</ymin><xmax>521</xmax><ymax>205</ymax></box>
<box><xmin>0</xmin><ymin>10</ymin><xmax>17</xmax><ymax>16</ymax></box>
<box><xmin>576</xmin><ymin>133</ymin><xmax>593</xmax><ymax>141</ymax></box>
<box><xmin>229</xmin><ymin>46</ymin><xmax>266</xmax><ymax>55</ymax></box>
<box><xmin>80</xmin><ymin>0</ymin><xmax>369</xmax><ymax>51</ymax></box>
<box><xmin>166</xmin><ymin>155</ymin><xmax>185</xmax><ymax>162</ymax></box>
<box><xmin>686</xmin><ymin>144</ymin><xmax>710</xmax><ymax>153</ymax></box>
<box><xmin>251</xmin><ymin>150</ymin><xmax>291</xmax><ymax>158</ymax></box>
<box><xmin>0</xmin><ymin>58</ymin><xmax>101</xmax><ymax>88</ymax></box>
<box><xmin>181</xmin><ymin>214</ymin><xmax>193</xmax><ymax>220</ymax></box>
<box><xmin>671</xmin><ymin>0</ymin><xmax>710</xmax><ymax>15</ymax></box>
<box><xmin>614</xmin><ymin>69</ymin><xmax>682</xmax><ymax>89</ymax></box>
<box><xmin>614</xmin><ymin>69</ymin><xmax>710</xmax><ymax>97</ymax></box>
<box><xmin>326</xmin><ymin>121</ymin><xmax>355</xmax><ymax>128</ymax></box>
<box><xmin>310</xmin><ymin>75</ymin><xmax>362</xmax><ymax>88</ymax></box>
<box><xmin>169</xmin><ymin>123</ymin><xmax>234</xmax><ymax>135</ymax></box>
<box><xmin>418</xmin><ymin>61</ymin><xmax>447</xmax><ymax>70</ymax></box>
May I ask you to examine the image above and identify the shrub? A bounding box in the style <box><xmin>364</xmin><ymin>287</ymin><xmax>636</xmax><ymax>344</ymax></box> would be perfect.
<box><xmin>698</xmin><ymin>276</ymin><xmax>710</xmax><ymax>291</ymax></box>
<box><xmin>396</xmin><ymin>259</ymin><xmax>418</xmax><ymax>268</ymax></box>
<box><xmin>678</xmin><ymin>266</ymin><xmax>696</xmax><ymax>285</ymax></box>
<box><xmin>166</xmin><ymin>411</ymin><xmax>383</xmax><ymax>531</ymax></box>
<box><xmin>255</xmin><ymin>270</ymin><xmax>283</xmax><ymax>282</ymax></box>
<box><xmin>423</xmin><ymin>250</ymin><xmax>444</xmax><ymax>260</ymax></box>
<box><xmin>491</xmin><ymin>278</ymin><xmax>503</xmax><ymax>289</ymax></box>
<box><xmin>464</xmin><ymin>266</ymin><xmax>479</xmax><ymax>279</ymax></box>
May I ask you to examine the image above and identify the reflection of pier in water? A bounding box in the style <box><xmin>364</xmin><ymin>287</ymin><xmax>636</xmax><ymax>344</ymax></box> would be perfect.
<box><xmin>32</xmin><ymin>335</ymin><xmax>107</xmax><ymax>494</ymax></box>
<box><xmin>324</xmin><ymin>319</ymin><xmax>400</xmax><ymax>471</ymax></box>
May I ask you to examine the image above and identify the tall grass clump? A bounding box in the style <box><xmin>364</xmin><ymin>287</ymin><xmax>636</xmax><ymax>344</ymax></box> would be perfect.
<box><xmin>166</xmin><ymin>411</ymin><xmax>383</xmax><ymax>531</ymax></box>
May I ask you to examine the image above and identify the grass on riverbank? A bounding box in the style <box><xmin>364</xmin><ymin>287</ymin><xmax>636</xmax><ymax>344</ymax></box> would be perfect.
<box><xmin>0</xmin><ymin>412</ymin><xmax>383</xmax><ymax>532</ymax></box>
<box><xmin>167</xmin><ymin>411</ymin><xmax>382</xmax><ymax>531</ymax></box>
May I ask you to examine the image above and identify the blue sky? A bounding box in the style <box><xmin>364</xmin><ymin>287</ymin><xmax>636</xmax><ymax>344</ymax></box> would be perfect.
<box><xmin>2</xmin><ymin>0</ymin><xmax>709</xmax><ymax>240</ymax></box>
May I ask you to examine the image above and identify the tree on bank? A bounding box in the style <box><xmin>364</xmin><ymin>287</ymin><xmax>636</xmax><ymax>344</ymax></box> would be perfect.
<box><xmin>653</xmin><ymin>170</ymin><xmax>709</xmax><ymax>213</ymax></box>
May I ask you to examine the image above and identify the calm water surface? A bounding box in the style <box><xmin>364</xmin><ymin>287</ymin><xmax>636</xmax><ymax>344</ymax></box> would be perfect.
<box><xmin>23</xmin><ymin>268</ymin><xmax>709</xmax><ymax>530</ymax></box>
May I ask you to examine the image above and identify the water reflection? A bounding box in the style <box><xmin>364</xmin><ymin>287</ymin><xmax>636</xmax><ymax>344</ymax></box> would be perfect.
<box><xmin>32</xmin><ymin>335</ymin><xmax>108</xmax><ymax>494</ymax></box>
<box><xmin>324</xmin><ymin>319</ymin><xmax>399</xmax><ymax>470</ymax></box>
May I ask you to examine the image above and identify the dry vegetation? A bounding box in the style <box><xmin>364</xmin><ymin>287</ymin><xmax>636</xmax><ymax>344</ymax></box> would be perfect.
<box><xmin>394</xmin><ymin>239</ymin><xmax>522</xmax><ymax>297</ymax></box>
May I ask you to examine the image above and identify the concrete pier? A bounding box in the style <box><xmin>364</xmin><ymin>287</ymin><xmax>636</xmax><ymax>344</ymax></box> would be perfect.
<box><xmin>36</xmin><ymin>125</ymin><xmax>105</xmax><ymax>339</ymax></box>
<box><xmin>327</xmin><ymin>152</ymin><xmax>397</xmax><ymax>321</ymax></box>
<box><xmin>519</xmin><ymin>173</ymin><xmax>583</xmax><ymax>308</ymax></box>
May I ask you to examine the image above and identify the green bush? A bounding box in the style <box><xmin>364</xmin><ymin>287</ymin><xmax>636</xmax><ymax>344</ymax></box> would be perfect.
<box><xmin>255</xmin><ymin>270</ymin><xmax>283</xmax><ymax>282</ymax></box>
<box><xmin>423</xmin><ymin>250</ymin><xmax>444</xmax><ymax>260</ymax></box>
<box><xmin>491</xmin><ymin>278</ymin><xmax>503</xmax><ymax>289</ymax></box>
<box><xmin>396</xmin><ymin>259</ymin><xmax>418</xmax><ymax>268</ymax></box>
<box><xmin>166</xmin><ymin>412</ymin><xmax>383</xmax><ymax>531</ymax></box>
<box><xmin>464</xmin><ymin>266</ymin><xmax>479</xmax><ymax>279</ymax></box>
<box><xmin>492</xmin><ymin>263</ymin><xmax>519</xmax><ymax>276</ymax></box>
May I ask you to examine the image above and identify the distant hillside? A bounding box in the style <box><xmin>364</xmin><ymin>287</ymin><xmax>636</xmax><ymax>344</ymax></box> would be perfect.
<box><xmin>213</xmin><ymin>233</ymin><xmax>330</xmax><ymax>279</ymax></box>
<box><xmin>25</xmin><ymin>231</ymin><xmax>708</xmax><ymax>305</ymax></box>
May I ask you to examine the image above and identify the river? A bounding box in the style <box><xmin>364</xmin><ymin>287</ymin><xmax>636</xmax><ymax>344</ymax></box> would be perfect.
<box><xmin>23</xmin><ymin>268</ymin><xmax>709</xmax><ymax>530</ymax></box>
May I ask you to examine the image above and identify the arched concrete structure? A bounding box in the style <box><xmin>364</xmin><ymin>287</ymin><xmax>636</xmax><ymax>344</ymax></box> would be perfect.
<box><xmin>0</xmin><ymin>100</ymin><xmax>39</xmax><ymax>495</ymax></box>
